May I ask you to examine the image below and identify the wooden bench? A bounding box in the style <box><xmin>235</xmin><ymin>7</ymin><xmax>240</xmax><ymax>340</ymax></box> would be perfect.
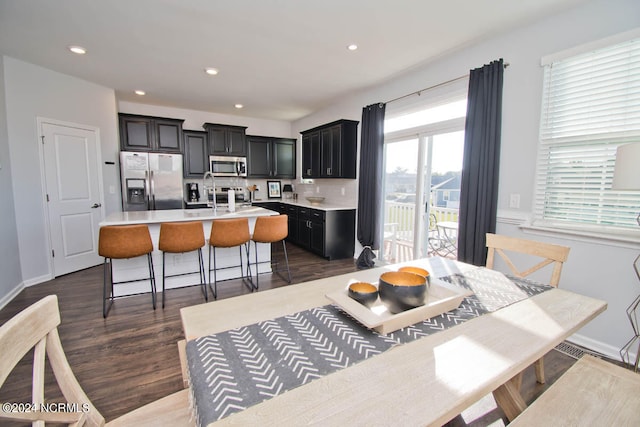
<box><xmin>510</xmin><ymin>355</ymin><xmax>640</xmax><ymax>426</ymax></box>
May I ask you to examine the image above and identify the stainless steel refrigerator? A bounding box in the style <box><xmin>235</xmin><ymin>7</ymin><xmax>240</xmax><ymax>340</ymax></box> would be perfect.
<box><xmin>120</xmin><ymin>151</ymin><xmax>184</xmax><ymax>211</ymax></box>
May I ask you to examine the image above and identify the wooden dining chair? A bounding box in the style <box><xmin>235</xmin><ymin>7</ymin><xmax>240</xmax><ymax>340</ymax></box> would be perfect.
<box><xmin>0</xmin><ymin>295</ymin><xmax>193</xmax><ymax>427</ymax></box>
<box><xmin>485</xmin><ymin>232</ymin><xmax>570</xmax><ymax>383</ymax></box>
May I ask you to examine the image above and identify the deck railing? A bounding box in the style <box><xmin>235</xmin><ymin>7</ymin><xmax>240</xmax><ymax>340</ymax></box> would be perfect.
<box><xmin>383</xmin><ymin>202</ymin><xmax>458</xmax><ymax>262</ymax></box>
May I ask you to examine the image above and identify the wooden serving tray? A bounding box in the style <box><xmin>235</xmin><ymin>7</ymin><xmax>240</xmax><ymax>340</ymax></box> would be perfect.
<box><xmin>325</xmin><ymin>278</ymin><xmax>473</xmax><ymax>335</ymax></box>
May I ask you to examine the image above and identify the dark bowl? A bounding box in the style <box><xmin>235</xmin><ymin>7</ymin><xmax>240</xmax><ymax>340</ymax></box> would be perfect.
<box><xmin>398</xmin><ymin>266</ymin><xmax>431</xmax><ymax>286</ymax></box>
<box><xmin>378</xmin><ymin>271</ymin><xmax>427</xmax><ymax>314</ymax></box>
<box><xmin>348</xmin><ymin>282</ymin><xmax>379</xmax><ymax>307</ymax></box>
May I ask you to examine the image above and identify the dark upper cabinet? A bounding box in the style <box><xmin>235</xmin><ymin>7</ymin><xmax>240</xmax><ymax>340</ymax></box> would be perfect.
<box><xmin>301</xmin><ymin>119</ymin><xmax>358</xmax><ymax>179</ymax></box>
<box><xmin>183</xmin><ymin>130</ymin><xmax>208</xmax><ymax>178</ymax></box>
<box><xmin>203</xmin><ymin>123</ymin><xmax>247</xmax><ymax>156</ymax></box>
<box><xmin>247</xmin><ymin>136</ymin><xmax>271</xmax><ymax>177</ymax></box>
<box><xmin>119</xmin><ymin>113</ymin><xmax>184</xmax><ymax>153</ymax></box>
<box><xmin>301</xmin><ymin>131</ymin><xmax>320</xmax><ymax>178</ymax></box>
<box><xmin>247</xmin><ymin>136</ymin><xmax>296</xmax><ymax>179</ymax></box>
<box><xmin>273</xmin><ymin>139</ymin><xmax>296</xmax><ymax>178</ymax></box>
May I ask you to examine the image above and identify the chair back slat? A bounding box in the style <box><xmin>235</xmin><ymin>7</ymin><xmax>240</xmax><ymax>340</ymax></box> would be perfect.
<box><xmin>486</xmin><ymin>233</ymin><xmax>570</xmax><ymax>287</ymax></box>
<box><xmin>0</xmin><ymin>295</ymin><xmax>60</xmax><ymax>387</ymax></box>
<box><xmin>0</xmin><ymin>295</ymin><xmax>105</xmax><ymax>426</ymax></box>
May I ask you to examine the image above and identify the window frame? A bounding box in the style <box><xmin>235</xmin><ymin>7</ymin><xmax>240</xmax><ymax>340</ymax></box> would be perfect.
<box><xmin>531</xmin><ymin>34</ymin><xmax>640</xmax><ymax>243</ymax></box>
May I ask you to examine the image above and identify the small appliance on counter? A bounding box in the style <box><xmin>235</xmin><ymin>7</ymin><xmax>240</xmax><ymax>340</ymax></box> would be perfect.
<box><xmin>214</xmin><ymin>186</ymin><xmax>245</xmax><ymax>207</ymax></box>
<box><xmin>282</xmin><ymin>184</ymin><xmax>293</xmax><ymax>200</ymax></box>
<box><xmin>186</xmin><ymin>182</ymin><xmax>200</xmax><ymax>202</ymax></box>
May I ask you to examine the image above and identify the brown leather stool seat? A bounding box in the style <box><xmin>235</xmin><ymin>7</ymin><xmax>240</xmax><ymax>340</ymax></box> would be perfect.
<box><xmin>250</xmin><ymin>214</ymin><xmax>292</xmax><ymax>290</ymax></box>
<box><xmin>208</xmin><ymin>218</ymin><xmax>252</xmax><ymax>299</ymax></box>
<box><xmin>98</xmin><ymin>224</ymin><xmax>156</xmax><ymax>318</ymax></box>
<box><xmin>158</xmin><ymin>221</ymin><xmax>207</xmax><ymax>307</ymax></box>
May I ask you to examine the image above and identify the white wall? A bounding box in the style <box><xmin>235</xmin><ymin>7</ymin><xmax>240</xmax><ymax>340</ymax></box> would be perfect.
<box><xmin>292</xmin><ymin>0</ymin><xmax>640</xmax><ymax>359</ymax></box>
<box><xmin>0</xmin><ymin>56</ymin><xmax>23</xmax><ymax>307</ymax></box>
<box><xmin>2</xmin><ymin>56</ymin><xmax>119</xmax><ymax>288</ymax></box>
<box><xmin>118</xmin><ymin>101</ymin><xmax>292</xmax><ymax>137</ymax></box>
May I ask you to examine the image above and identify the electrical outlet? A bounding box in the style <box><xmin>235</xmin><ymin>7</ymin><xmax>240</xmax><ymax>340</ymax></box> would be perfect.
<box><xmin>109</xmin><ymin>185</ymin><xmax>116</xmax><ymax>194</ymax></box>
<box><xmin>509</xmin><ymin>193</ymin><xmax>520</xmax><ymax>209</ymax></box>
<box><xmin>341</xmin><ymin>187</ymin><xmax>345</xmax><ymax>196</ymax></box>
<box><xmin>316</xmin><ymin>186</ymin><xmax>320</xmax><ymax>193</ymax></box>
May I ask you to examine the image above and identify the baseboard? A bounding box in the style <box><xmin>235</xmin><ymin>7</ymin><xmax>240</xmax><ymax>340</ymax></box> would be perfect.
<box><xmin>23</xmin><ymin>273</ymin><xmax>53</xmax><ymax>287</ymax></box>
<box><xmin>0</xmin><ymin>282</ymin><xmax>25</xmax><ymax>311</ymax></box>
<box><xmin>567</xmin><ymin>332</ymin><xmax>625</xmax><ymax>362</ymax></box>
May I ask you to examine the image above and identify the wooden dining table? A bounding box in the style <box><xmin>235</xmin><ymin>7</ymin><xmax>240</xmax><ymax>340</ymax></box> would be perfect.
<box><xmin>180</xmin><ymin>257</ymin><xmax>607</xmax><ymax>426</ymax></box>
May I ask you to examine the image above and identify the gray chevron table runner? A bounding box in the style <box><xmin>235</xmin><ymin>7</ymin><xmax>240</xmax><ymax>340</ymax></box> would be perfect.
<box><xmin>186</xmin><ymin>269</ymin><xmax>551</xmax><ymax>426</ymax></box>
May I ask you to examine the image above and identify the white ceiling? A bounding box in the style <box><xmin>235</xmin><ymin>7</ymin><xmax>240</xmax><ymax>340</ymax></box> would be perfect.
<box><xmin>0</xmin><ymin>0</ymin><xmax>586</xmax><ymax>121</ymax></box>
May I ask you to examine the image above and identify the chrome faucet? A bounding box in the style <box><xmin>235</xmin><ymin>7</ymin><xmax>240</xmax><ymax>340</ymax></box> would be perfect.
<box><xmin>203</xmin><ymin>171</ymin><xmax>217</xmax><ymax>211</ymax></box>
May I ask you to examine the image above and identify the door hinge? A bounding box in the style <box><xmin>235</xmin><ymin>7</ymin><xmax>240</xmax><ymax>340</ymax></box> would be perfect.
<box><xmin>51</xmin><ymin>249</ymin><xmax>55</xmax><ymax>258</ymax></box>
<box><xmin>41</xmin><ymin>135</ymin><xmax>45</xmax><ymax>144</ymax></box>
<box><xmin>46</xmin><ymin>194</ymin><xmax>50</xmax><ymax>202</ymax></box>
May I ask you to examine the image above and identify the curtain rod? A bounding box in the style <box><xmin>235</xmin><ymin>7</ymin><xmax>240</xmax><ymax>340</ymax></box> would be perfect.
<box><xmin>385</xmin><ymin>62</ymin><xmax>509</xmax><ymax>105</ymax></box>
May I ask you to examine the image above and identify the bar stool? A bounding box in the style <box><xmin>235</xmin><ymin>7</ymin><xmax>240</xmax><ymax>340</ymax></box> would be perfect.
<box><xmin>208</xmin><ymin>218</ymin><xmax>252</xmax><ymax>299</ymax></box>
<box><xmin>158</xmin><ymin>221</ymin><xmax>207</xmax><ymax>308</ymax></box>
<box><xmin>98</xmin><ymin>224</ymin><xmax>156</xmax><ymax>318</ymax></box>
<box><xmin>250</xmin><ymin>214</ymin><xmax>292</xmax><ymax>290</ymax></box>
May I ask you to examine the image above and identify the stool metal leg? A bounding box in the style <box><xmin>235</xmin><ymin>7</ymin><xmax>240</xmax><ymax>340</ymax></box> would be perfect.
<box><xmin>208</xmin><ymin>246</ymin><xmax>218</xmax><ymax>300</ymax></box>
<box><xmin>254</xmin><ymin>241</ymin><xmax>260</xmax><ymax>291</ymax></box>
<box><xmin>198</xmin><ymin>248</ymin><xmax>208</xmax><ymax>302</ymax></box>
<box><xmin>162</xmin><ymin>252</ymin><xmax>167</xmax><ymax>309</ymax></box>
<box><xmin>239</xmin><ymin>243</ymin><xmax>253</xmax><ymax>293</ymax></box>
<box><xmin>281</xmin><ymin>240</ymin><xmax>292</xmax><ymax>283</ymax></box>
<box><xmin>103</xmin><ymin>258</ymin><xmax>114</xmax><ymax>318</ymax></box>
<box><xmin>147</xmin><ymin>253</ymin><xmax>157</xmax><ymax>310</ymax></box>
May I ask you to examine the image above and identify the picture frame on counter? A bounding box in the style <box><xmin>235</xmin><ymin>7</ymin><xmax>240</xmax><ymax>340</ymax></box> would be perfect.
<box><xmin>267</xmin><ymin>181</ymin><xmax>281</xmax><ymax>199</ymax></box>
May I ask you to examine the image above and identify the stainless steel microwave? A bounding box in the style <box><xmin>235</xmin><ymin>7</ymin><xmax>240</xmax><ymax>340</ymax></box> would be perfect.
<box><xmin>210</xmin><ymin>155</ymin><xmax>247</xmax><ymax>177</ymax></box>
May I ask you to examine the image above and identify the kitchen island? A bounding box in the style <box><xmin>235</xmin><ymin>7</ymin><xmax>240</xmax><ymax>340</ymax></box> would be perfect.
<box><xmin>252</xmin><ymin>199</ymin><xmax>357</xmax><ymax>260</ymax></box>
<box><xmin>100</xmin><ymin>206</ymin><xmax>278</xmax><ymax>297</ymax></box>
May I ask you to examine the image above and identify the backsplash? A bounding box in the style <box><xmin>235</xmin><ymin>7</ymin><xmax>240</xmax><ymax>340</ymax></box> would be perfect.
<box><xmin>182</xmin><ymin>176</ymin><xmax>359</xmax><ymax>207</ymax></box>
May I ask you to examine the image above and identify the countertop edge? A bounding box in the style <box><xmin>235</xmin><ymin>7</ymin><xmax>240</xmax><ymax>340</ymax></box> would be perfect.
<box><xmin>100</xmin><ymin>206</ymin><xmax>278</xmax><ymax>227</ymax></box>
<box><xmin>252</xmin><ymin>200</ymin><xmax>356</xmax><ymax>211</ymax></box>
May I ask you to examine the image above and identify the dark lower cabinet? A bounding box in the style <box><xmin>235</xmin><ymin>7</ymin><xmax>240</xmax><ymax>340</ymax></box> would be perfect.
<box><xmin>283</xmin><ymin>204</ymin><xmax>298</xmax><ymax>243</ymax></box>
<box><xmin>292</xmin><ymin>206</ymin><xmax>355</xmax><ymax>260</ymax></box>
<box><xmin>252</xmin><ymin>202</ymin><xmax>355</xmax><ymax>260</ymax></box>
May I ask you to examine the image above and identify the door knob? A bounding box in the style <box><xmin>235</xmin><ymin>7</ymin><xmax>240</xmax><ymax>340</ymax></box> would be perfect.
<box><xmin>91</xmin><ymin>203</ymin><xmax>102</xmax><ymax>208</ymax></box>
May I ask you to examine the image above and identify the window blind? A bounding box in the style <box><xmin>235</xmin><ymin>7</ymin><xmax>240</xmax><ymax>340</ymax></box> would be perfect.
<box><xmin>534</xmin><ymin>36</ymin><xmax>640</xmax><ymax>233</ymax></box>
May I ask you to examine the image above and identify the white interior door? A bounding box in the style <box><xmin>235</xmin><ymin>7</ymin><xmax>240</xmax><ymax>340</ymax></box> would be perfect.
<box><xmin>41</xmin><ymin>121</ymin><xmax>103</xmax><ymax>276</ymax></box>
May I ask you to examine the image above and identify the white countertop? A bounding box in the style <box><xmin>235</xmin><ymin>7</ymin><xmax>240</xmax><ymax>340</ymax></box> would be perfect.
<box><xmin>253</xmin><ymin>199</ymin><xmax>356</xmax><ymax>211</ymax></box>
<box><xmin>100</xmin><ymin>206</ymin><xmax>277</xmax><ymax>226</ymax></box>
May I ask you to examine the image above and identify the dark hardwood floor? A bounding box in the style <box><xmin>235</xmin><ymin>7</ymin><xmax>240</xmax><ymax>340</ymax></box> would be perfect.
<box><xmin>1</xmin><ymin>244</ymin><xmax>581</xmax><ymax>425</ymax></box>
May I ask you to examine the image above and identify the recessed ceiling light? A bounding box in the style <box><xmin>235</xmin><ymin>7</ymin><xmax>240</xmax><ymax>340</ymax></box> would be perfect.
<box><xmin>134</xmin><ymin>90</ymin><xmax>146</xmax><ymax>96</ymax></box>
<box><xmin>205</xmin><ymin>68</ymin><xmax>219</xmax><ymax>75</ymax></box>
<box><xmin>68</xmin><ymin>45</ymin><xmax>87</xmax><ymax>55</ymax></box>
<box><xmin>347</xmin><ymin>44</ymin><xmax>358</xmax><ymax>51</ymax></box>
<box><xmin>234</xmin><ymin>104</ymin><xmax>243</xmax><ymax>109</ymax></box>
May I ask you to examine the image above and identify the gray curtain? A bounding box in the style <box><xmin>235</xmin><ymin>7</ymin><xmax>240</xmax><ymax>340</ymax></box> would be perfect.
<box><xmin>457</xmin><ymin>59</ymin><xmax>504</xmax><ymax>266</ymax></box>
<box><xmin>356</xmin><ymin>103</ymin><xmax>386</xmax><ymax>269</ymax></box>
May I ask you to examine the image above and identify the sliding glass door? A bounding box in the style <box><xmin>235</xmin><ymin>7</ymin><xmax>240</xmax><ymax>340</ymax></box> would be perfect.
<box><xmin>381</xmin><ymin>130</ymin><xmax>463</xmax><ymax>262</ymax></box>
<box><xmin>380</xmin><ymin>79</ymin><xmax>468</xmax><ymax>263</ymax></box>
